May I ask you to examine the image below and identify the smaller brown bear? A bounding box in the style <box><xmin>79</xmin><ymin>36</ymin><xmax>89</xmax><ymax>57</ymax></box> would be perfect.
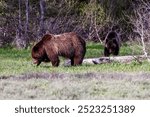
<box><xmin>104</xmin><ymin>31</ymin><xmax>120</xmax><ymax>57</ymax></box>
<box><xmin>31</xmin><ymin>32</ymin><xmax>86</xmax><ymax>67</ymax></box>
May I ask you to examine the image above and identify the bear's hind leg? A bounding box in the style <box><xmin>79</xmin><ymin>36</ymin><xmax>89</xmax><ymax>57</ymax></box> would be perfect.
<box><xmin>74</xmin><ymin>56</ymin><xmax>83</xmax><ymax>65</ymax></box>
<box><xmin>70</xmin><ymin>58</ymin><xmax>74</xmax><ymax>66</ymax></box>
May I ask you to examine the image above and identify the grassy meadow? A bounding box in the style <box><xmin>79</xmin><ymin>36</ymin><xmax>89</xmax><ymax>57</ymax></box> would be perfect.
<box><xmin>0</xmin><ymin>42</ymin><xmax>150</xmax><ymax>99</ymax></box>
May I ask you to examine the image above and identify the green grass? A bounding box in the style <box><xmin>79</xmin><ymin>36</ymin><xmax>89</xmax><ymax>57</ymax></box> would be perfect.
<box><xmin>0</xmin><ymin>42</ymin><xmax>150</xmax><ymax>99</ymax></box>
<box><xmin>1</xmin><ymin>53</ymin><xmax>150</xmax><ymax>76</ymax></box>
<box><xmin>0</xmin><ymin>42</ymin><xmax>149</xmax><ymax>76</ymax></box>
<box><xmin>86</xmin><ymin>42</ymin><xmax>143</xmax><ymax>57</ymax></box>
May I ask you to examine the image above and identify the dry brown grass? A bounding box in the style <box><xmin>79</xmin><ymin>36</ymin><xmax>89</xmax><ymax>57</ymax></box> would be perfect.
<box><xmin>0</xmin><ymin>72</ymin><xmax>150</xmax><ymax>100</ymax></box>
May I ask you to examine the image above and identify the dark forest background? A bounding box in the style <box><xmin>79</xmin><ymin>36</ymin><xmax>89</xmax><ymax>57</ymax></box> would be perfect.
<box><xmin>0</xmin><ymin>0</ymin><xmax>150</xmax><ymax>49</ymax></box>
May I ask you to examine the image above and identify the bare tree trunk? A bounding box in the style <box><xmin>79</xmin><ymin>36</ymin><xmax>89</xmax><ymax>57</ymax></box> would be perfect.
<box><xmin>25</xmin><ymin>0</ymin><xmax>29</xmax><ymax>47</ymax></box>
<box><xmin>15</xmin><ymin>0</ymin><xmax>30</xmax><ymax>48</ymax></box>
<box><xmin>141</xmin><ymin>24</ymin><xmax>147</xmax><ymax>57</ymax></box>
<box><xmin>15</xmin><ymin>0</ymin><xmax>24</xmax><ymax>49</ymax></box>
<box><xmin>129</xmin><ymin>0</ymin><xmax>150</xmax><ymax>59</ymax></box>
<box><xmin>94</xmin><ymin>11</ymin><xmax>102</xmax><ymax>44</ymax></box>
<box><xmin>39</xmin><ymin>0</ymin><xmax>45</xmax><ymax>37</ymax></box>
<box><xmin>18</xmin><ymin>0</ymin><xmax>22</xmax><ymax>38</ymax></box>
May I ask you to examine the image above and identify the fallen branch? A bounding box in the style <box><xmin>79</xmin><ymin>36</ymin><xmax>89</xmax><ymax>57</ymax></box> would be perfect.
<box><xmin>64</xmin><ymin>55</ymin><xmax>149</xmax><ymax>66</ymax></box>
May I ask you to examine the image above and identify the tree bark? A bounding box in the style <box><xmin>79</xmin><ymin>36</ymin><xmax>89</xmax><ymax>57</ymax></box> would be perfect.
<box><xmin>25</xmin><ymin>0</ymin><xmax>29</xmax><ymax>46</ymax></box>
<box><xmin>39</xmin><ymin>0</ymin><xmax>45</xmax><ymax>37</ymax></box>
<box><xmin>18</xmin><ymin>0</ymin><xmax>22</xmax><ymax>38</ymax></box>
<box><xmin>15</xmin><ymin>0</ymin><xmax>24</xmax><ymax>49</ymax></box>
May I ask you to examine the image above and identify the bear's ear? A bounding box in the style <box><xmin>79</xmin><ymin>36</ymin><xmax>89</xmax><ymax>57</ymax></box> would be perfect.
<box><xmin>42</xmin><ymin>34</ymin><xmax>53</xmax><ymax>41</ymax></box>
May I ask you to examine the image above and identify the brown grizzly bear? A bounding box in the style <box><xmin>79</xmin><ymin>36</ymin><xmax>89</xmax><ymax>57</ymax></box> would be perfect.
<box><xmin>31</xmin><ymin>32</ymin><xmax>86</xmax><ymax>67</ymax></box>
<box><xmin>104</xmin><ymin>31</ymin><xmax>120</xmax><ymax>57</ymax></box>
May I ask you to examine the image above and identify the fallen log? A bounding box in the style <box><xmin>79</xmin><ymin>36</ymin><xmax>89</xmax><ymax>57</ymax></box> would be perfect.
<box><xmin>64</xmin><ymin>55</ymin><xmax>149</xmax><ymax>66</ymax></box>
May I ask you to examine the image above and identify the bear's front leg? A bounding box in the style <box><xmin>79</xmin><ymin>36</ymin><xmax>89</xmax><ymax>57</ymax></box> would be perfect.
<box><xmin>51</xmin><ymin>56</ymin><xmax>60</xmax><ymax>67</ymax></box>
<box><xmin>104</xmin><ymin>47</ymin><xmax>110</xmax><ymax>57</ymax></box>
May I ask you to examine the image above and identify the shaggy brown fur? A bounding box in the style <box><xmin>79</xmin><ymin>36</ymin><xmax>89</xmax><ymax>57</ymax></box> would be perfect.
<box><xmin>31</xmin><ymin>32</ymin><xmax>86</xmax><ymax>67</ymax></box>
<box><xmin>104</xmin><ymin>31</ymin><xmax>120</xmax><ymax>57</ymax></box>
